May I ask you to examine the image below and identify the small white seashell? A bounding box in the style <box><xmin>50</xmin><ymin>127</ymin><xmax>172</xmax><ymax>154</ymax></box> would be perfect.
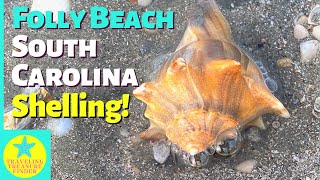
<box><xmin>294</xmin><ymin>24</ymin><xmax>309</xmax><ymax>40</ymax></box>
<box><xmin>300</xmin><ymin>40</ymin><xmax>320</xmax><ymax>63</ymax></box>
<box><xmin>31</xmin><ymin>0</ymin><xmax>71</xmax><ymax>22</ymax></box>
<box><xmin>312</xmin><ymin>26</ymin><xmax>320</xmax><ymax>41</ymax></box>
<box><xmin>272</xmin><ymin>121</ymin><xmax>280</xmax><ymax>129</ymax></box>
<box><xmin>138</xmin><ymin>0</ymin><xmax>152</xmax><ymax>7</ymax></box>
<box><xmin>153</xmin><ymin>139</ymin><xmax>170</xmax><ymax>164</ymax></box>
<box><xmin>236</xmin><ymin>159</ymin><xmax>257</xmax><ymax>173</ymax></box>
<box><xmin>47</xmin><ymin>118</ymin><xmax>73</xmax><ymax>137</ymax></box>
<box><xmin>312</xmin><ymin>109</ymin><xmax>320</xmax><ymax>118</ymax></box>
<box><xmin>300</xmin><ymin>95</ymin><xmax>306</xmax><ymax>103</ymax></box>
<box><xmin>308</xmin><ymin>5</ymin><xmax>320</xmax><ymax>25</ymax></box>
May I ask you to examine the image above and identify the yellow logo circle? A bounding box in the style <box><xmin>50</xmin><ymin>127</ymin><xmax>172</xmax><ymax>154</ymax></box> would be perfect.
<box><xmin>3</xmin><ymin>135</ymin><xmax>46</xmax><ymax>178</ymax></box>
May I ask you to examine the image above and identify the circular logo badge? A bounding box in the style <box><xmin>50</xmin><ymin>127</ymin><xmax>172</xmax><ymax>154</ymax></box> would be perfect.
<box><xmin>3</xmin><ymin>135</ymin><xmax>46</xmax><ymax>178</ymax></box>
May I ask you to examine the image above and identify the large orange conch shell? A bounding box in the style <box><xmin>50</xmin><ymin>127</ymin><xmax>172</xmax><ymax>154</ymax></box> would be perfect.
<box><xmin>133</xmin><ymin>0</ymin><xmax>289</xmax><ymax>165</ymax></box>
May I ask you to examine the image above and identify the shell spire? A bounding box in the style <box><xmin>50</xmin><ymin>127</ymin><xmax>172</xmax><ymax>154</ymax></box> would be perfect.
<box><xmin>133</xmin><ymin>0</ymin><xmax>289</xmax><ymax>158</ymax></box>
<box><xmin>176</xmin><ymin>0</ymin><xmax>233</xmax><ymax>51</ymax></box>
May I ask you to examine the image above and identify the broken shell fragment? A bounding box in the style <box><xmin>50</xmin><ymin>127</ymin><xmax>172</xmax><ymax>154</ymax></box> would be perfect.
<box><xmin>293</xmin><ymin>24</ymin><xmax>309</xmax><ymax>40</ymax></box>
<box><xmin>276</xmin><ymin>58</ymin><xmax>293</xmax><ymax>68</ymax></box>
<box><xmin>312</xmin><ymin>109</ymin><xmax>320</xmax><ymax>118</ymax></box>
<box><xmin>138</xmin><ymin>0</ymin><xmax>152</xmax><ymax>7</ymax></box>
<box><xmin>264</xmin><ymin>78</ymin><xmax>278</xmax><ymax>93</ymax></box>
<box><xmin>308</xmin><ymin>5</ymin><xmax>320</xmax><ymax>25</ymax></box>
<box><xmin>312</xmin><ymin>26</ymin><xmax>320</xmax><ymax>41</ymax></box>
<box><xmin>314</xmin><ymin>97</ymin><xmax>320</xmax><ymax>113</ymax></box>
<box><xmin>236</xmin><ymin>159</ymin><xmax>257</xmax><ymax>173</ymax></box>
<box><xmin>294</xmin><ymin>14</ymin><xmax>308</xmax><ymax>26</ymax></box>
<box><xmin>21</xmin><ymin>85</ymin><xmax>41</xmax><ymax>95</ymax></box>
<box><xmin>300</xmin><ymin>40</ymin><xmax>320</xmax><ymax>63</ymax></box>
